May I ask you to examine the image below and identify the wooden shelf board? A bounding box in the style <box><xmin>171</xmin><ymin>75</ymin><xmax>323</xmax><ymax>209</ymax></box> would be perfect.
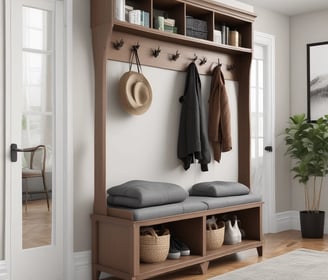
<box><xmin>113</xmin><ymin>21</ymin><xmax>252</xmax><ymax>55</ymax></box>
<box><xmin>205</xmin><ymin>240</ymin><xmax>263</xmax><ymax>260</ymax></box>
<box><xmin>137</xmin><ymin>240</ymin><xmax>262</xmax><ymax>279</ymax></box>
<box><xmin>139</xmin><ymin>255</ymin><xmax>202</xmax><ymax>277</ymax></box>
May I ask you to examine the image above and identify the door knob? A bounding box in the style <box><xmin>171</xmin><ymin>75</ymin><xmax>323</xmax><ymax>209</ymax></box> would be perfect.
<box><xmin>10</xmin><ymin>143</ymin><xmax>24</xmax><ymax>162</ymax></box>
<box><xmin>264</xmin><ymin>146</ymin><xmax>273</xmax><ymax>152</ymax></box>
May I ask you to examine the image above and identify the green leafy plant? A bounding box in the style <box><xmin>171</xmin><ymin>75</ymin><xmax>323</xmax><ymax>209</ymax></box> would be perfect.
<box><xmin>284</xmin><ymin>114</ymin><xmax>328</xmax><ymax>212</ymax></box>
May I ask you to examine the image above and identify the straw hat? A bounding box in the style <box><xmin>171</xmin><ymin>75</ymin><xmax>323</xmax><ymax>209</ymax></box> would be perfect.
<box><xmin>119</xmin><ymin>71</ymin><xmax>152</xmax><ymax>115</ymax></box>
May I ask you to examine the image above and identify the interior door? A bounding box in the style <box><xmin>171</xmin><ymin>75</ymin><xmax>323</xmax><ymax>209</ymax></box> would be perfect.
<box><xmin>250</xmin><ymin>32</ymin><xmax>276</xmax><ymax>233</ymax></box>
<box><xmin>6</xmin><ymin>0</ymin><xmax>64</xmax><ymax>278</ymax></box>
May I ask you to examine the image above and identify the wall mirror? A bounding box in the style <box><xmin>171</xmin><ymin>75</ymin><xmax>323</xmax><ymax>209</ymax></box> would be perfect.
<box><xmin>307</xmin><ymin>41</ymin><xmax>328</xmax><ymax>122</ymax></box>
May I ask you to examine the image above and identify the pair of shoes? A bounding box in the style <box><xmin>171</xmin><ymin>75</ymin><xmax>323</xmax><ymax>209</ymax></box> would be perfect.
<box><xmin>167</xmin><ymin>236</ymin><xmax>190</xmax><ymax>259</ymax></box>
<box><xmin>206</xmin><ymin>216</ymin><xmax>218</xmax><ymax>230</ymax></box>
<box><xmin>222</xmin><ymin>215</ymin><xmax>246</xmax><ymax>239</ymax></box>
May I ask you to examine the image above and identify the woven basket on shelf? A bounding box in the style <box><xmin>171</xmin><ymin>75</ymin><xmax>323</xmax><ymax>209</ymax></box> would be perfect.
<box><xmin>140</xmin><ymin>227</ymin><xmax>170</xmax><ymax>263</ymax></box>
<box><xmin>206</xmin><ymin>221</ymin><xmax>225</xmax><ymax>250</ymax></box>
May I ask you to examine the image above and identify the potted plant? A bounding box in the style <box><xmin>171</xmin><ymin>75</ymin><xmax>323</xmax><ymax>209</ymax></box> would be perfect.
<box><xmin>284</xmin><ymin>114</ymin><xmax>328</xmax><ymax>238</ymax></box>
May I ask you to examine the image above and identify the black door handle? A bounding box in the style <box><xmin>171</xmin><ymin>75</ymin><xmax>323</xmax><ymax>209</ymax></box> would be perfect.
<box><xmin>264</xmin><ymin>146</ymin><xmax>273</xmax><ymax>152</ymax></box>
<box><xmin>10</xmin><ymin>143</ymin><xmax>24</xmax><ymax>162</ymax></box>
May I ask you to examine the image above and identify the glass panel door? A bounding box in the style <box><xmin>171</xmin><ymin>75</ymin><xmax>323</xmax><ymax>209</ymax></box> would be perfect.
<box><xmin>22</xmin><ymin>5</ymin><xmax>53</xmax><ymax>249</ymax></box>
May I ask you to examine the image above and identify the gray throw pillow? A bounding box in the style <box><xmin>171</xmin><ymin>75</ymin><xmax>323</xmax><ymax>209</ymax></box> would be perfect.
<box><xmin>189</xmin><ymin>181</ymin><xmax>250</xmax><ymax>197</ymax></box>
<box><xmin>107</xmin><ymin>180</ymin><xmax>188</xmax><ymax>208</ymax></box>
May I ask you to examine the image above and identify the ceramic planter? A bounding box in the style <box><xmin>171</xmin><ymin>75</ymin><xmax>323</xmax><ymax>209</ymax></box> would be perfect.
<box><xmin>300</xmin><ymin>210</ymin><xmax>325</xmax><ymax>238</ymax></box>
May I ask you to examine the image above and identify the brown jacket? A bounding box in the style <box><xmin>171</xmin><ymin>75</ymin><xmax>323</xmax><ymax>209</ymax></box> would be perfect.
<box><xmin>208</xmin><ymin>65</ymin><xmax>232</xmax><ymax>162</ymax></box>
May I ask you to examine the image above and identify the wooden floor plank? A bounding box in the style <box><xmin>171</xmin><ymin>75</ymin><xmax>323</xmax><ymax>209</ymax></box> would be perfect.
<box><xmin>22</xmin><ymin>199</ymin><xmax>52</xmax><ymax>249</ymax></box>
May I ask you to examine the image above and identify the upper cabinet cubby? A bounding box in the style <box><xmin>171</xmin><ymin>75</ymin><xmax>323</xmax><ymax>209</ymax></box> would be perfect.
<box><xmin>112</xmin><ymin>0</ymin><xmax>256</xmax><ymax>55</ymax></box>
<box><xmin>152</xmin><ymin>0</ymin><xmax>185</xmax><ymax>36</ymax></box>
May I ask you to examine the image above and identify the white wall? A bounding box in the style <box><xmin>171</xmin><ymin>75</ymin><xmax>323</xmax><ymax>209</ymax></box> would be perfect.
<box><xmin>290</xmin><ymin>10</ymin><xmax>328</xmax><ymax>211</ymax></box>
<box><xmin>107</xmin><ymin>61</ymin><xmax>239</xmax><ymax>188</ymax></box>
<box><xmin>0</xmin><ymin>1</ymin><xmax>5</xmax><ymax>261</ymax></box>
<box><xmin>251</xmin><ymin>7</ymin><xmax>291</xmax><ymax>212</ymax></box>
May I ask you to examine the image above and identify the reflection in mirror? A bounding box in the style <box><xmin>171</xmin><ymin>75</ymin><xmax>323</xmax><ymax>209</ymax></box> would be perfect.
<box><xmin>21</xmin><ymin>6</ymin><xmax>53</xmax><ymax>249</ymax></box>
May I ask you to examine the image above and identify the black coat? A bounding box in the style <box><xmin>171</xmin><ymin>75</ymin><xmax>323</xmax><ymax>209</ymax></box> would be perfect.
<box><xmin>177</xmin><ymin>62</ymin><xmax>211</xmax><ymax>171</ymax></box>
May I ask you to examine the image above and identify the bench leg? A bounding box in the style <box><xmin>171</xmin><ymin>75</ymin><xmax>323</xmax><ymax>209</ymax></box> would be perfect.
<box><xmin>257</xmin><ymin>246</ymin><xmax>263</xmax><ymax>257</ymax></box>
<box><xmin>92</xmin><ymin>266</ymin><xmax>100</xmax><ymax>280</ymax></box>
<box><xmin>199</xmin><ymin>261</ymin><xmax>209</xmax><ymax>274</ymax></box>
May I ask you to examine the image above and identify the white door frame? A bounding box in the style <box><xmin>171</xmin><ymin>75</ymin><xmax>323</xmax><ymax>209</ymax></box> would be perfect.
<box><xmin>4</xmin><ymin>0</ymin><xmax>73</xmax><ymax>278</ymax></box>
<box><xmin>253</xmin><ymin>31</ymin><xmax>276</xmax><ymax>233</ymax></box>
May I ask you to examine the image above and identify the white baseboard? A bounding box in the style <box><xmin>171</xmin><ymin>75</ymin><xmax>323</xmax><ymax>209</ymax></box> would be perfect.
<box><xmin>275</xmin><ymin>210</ymin><xmax>328</xmax><ymax>233</ymax></box>
<box><xmin>0</xmin><ymin>260</ymin><xmax>8</xmax><ymax>280</ymax></box>
<box><xmin>275</xmin><ymin>210</ymin><xmax>298</xmax><ymax>232</ymax></box>
<box><xmin>73</xmin><ymin>251</ymin><xmax>110</xmax><ymax>280</ymax></box>
<box><xmin>74</xmin><ymin>251</ymin><xmax>91</xmax><ymax>280</ymax></box>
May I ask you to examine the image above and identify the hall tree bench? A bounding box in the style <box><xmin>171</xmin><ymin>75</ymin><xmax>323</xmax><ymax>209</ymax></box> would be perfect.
<box><xmin>90</xmin><ymin>0</ymin><xmax>259</xmax><ymax>279</ymax></box>
<box><xmin>92</xmin><ymin>194</ymin><xmax>262</xmax><ymax>280</ymax></box>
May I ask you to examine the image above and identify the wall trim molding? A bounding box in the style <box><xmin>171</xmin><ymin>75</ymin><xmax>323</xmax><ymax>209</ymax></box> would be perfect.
<box><xmin>74</xmin><ymin>251</ymin><xmax>91</xmax><ymax>280</ymax></box>
<box><xmin>275</xmin><ymin>211</ymin><xmax>297</xmax><ymax>232</ymax></box>
<box><xmin>73</xmin><ymin>251</ymin><xmax>112</xmax><ymax>280</ymax></box>
<box><xmin>0</xmin><ymin>260</ymin><xmax>8</xmax><ymax>280</ymax></box>
<box><xmin>275</xmin><ymin>210</ymin><xmax>328</xmax><ymax>233</ymax></box>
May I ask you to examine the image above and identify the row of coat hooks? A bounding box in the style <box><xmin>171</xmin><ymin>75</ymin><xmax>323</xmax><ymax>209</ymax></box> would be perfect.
<box><xmin>112</xmin><ymin>39</ymin><xmax>236</xmax><ymax>71</ymax></box>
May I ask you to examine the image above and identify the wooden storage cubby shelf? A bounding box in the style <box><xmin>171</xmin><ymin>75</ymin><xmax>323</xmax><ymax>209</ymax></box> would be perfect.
<box><xmin>124</xmin><ymin>0</ymin><xmax>254</xmax><ymax>49</ymax></box>
<box><xmin>93</xmin><ymin>202</ymin><xmax>262</xmax><ymax>279</ymax></box>
<box><xmin>113</xmin><ymin>20</ymin><xmax>252</xmax><ymax>55</ymax></box>
<box><xmin>91</xmin><ymin>1</ymin><xmax>259</xmax><ymax>279</ymax></box>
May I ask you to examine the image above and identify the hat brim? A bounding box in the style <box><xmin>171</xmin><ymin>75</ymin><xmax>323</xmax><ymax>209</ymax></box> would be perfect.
<box><xmin>119</xmin><ymin>71</ymin><xmax>152</xmax><ymax>115</ymax></box>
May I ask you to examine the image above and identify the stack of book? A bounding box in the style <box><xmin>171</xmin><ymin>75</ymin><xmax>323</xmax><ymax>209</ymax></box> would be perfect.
<box><xmin>216</xmin><ymin>24</ymin><xmax>241</xmax><ymax>47</ymax></box>
<box><xmin>153</xmin><ymin>9</ymin><xmax>177</xmax><ymax>33</ymax></box>
<box><xmin>126</xmin><ymin>5</ymin><xmax>150</xmax><ymax>28</ymax></box>
<box><xmin>115</xmin><ymin>0</ymin><xmax>125</xmax><ymax>21</ymax></box>
<box><xmin>164</xmin><ymin>18</ymin><xmax>177</xmax><ymax>33</ymax></box>
<box><xmin>220</xmin><ymin>24</ymin><xmax>229</xmax><ymax>45</ymax></box>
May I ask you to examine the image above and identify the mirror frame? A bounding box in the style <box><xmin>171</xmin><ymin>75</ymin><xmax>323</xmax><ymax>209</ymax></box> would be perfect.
<box><xmin>307</xmin><ymin>41</ymin><xmax>328</xmax><ymax>122</ymax></box>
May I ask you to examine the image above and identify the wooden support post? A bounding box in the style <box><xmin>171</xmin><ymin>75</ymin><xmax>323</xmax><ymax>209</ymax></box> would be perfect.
<box><xmin>91</xmin><ymin>1</ymin><xmax>113</xmax><ymax>215</ymax></box>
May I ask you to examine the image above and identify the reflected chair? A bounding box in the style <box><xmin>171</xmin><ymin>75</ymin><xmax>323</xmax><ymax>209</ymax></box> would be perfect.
<box><xmin>22</xmin><ymin>145</ymin><xmax>50</xmax><ymax>211</ymax></box>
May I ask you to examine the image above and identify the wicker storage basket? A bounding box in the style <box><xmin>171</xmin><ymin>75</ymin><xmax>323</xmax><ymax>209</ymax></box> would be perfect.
<box><xmin>140</xmin><ymin>227</ymin><xmax>170</xmax><ymax>263</ymax></box>
<box><xmin>206</xmin><ymin>221</ymin><xmax>225</xmax><ymax>250</ymax></box>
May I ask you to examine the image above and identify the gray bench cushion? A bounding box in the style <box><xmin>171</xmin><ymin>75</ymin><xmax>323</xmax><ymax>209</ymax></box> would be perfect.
<box><xmin>107</xmin><ymin>180</ymin><xmax>188</xmax><ymax>208</ymax></box>
<box><xmin>193</xmin><ymin>193</ymin><xmax>262</xmax><ymax>209</ymax></box>
<box><xmin>107</xmin><ymin>194</ymin><xmax>262</xmax><ymax>221</ymax></box>
<box><xmin>189</xmin><ymin>181</ymin><xmax>250</xmax><ymax>197</ymax></box>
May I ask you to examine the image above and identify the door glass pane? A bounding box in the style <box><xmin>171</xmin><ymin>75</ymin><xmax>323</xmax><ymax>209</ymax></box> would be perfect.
<box><xmin>23</xmin><ymin>7</ymin><xmax>52</xmax><ymax>51</ymax></box>
<box><xmin>22</xmin><ymin>6</ymin><xmax>53</xmax><ymax>249</ymax></box>
<box><xmin>251</xmin><ymin>44</ymin><xmax>267</xmax><ymax>214</ymax></box>
<box><xmin>258</xmin><ymin>89</ymin><xmax>264</xmax><ymax>113</ymax></box>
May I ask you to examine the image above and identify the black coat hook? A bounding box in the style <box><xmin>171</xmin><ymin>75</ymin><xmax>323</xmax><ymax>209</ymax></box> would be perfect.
<box><xmin>227</xmin><ymin>64</ymin><xmax>235</xmax><ymax>71</ymax></box>
<box><xmin>152</xmin><ymin>46</ymin><xmax>161</xmax><ymax>58</ymax></box>
<box><xmin>218</xmin><ymin>58</ymin><xmax>222</xmax><ymax>67</ymax></box>
<box><xmin>171</xmin><ymin>50</ymin><xmax>180</xmax><ymax>61</ymax></box>
<box><xmin>132</xmin><ymin>42</ymin><xmax>140</xmax><ymax>51</ymax></box>
<box><xmin>112</xmin><ymin>38</ymin><xmax>124</xmax><ymax>50</ymax></box>
<box><xmin>199</xmin><ymin>57</ymin><xmax>207</xmax><ymax>65</ymax></box>
<box><xmin>192</xmin><ymin>53</ymin><xmax>198</xmax><ymax>61</ymax></box>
